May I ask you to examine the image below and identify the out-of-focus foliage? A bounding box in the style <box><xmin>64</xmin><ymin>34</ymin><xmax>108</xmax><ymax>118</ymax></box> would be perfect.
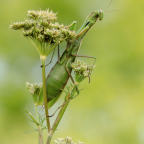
<box><xmin>0</xmin><ymin>0</ymin><xmax>144</xmax><ymax>144</ymax></box>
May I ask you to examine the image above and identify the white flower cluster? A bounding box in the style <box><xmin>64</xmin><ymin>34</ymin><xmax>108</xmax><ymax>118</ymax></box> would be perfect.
<box><xmin>26</xmin><ymin>82</ymin><xmax>43</xmax><ymax>96</ymax></box>
<box><xmin>54</xmin><ymin>136</ymin><xmax>84</xmax><ymax>144</ymax></box>
<box><xmin>10</xmin><ymin>9</ymin><xmax>76</xmax><ymax>44</ymax></box>
<box><xmin>71</xmin><ymin>60</ymin><xmax>95</xmax><ymax>83</ymax></box>
<box><xmin>71</xmin><ymin>60</ymin><xmax>95</xmax><ymax>77</ymax></box>
<box><xmin>27</xmin><ymin>9</ymin><xmax>57</xmax><ymax>21</ymax></box>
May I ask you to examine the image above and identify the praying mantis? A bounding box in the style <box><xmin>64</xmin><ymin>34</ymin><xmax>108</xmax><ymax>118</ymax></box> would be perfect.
<box><xmin>39</xmin><ymin>9</ymin><xmax>105</xmax><ymax>108</ymax></box>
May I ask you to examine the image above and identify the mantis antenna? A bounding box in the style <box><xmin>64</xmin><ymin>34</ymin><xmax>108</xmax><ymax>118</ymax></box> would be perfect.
<box><xmin>105</xmin><ymin>10</ymin><xmax>121</xmax><ymax>14</ymax></box>
<box><xmin>105</xmin><ymin>0</ymin><xmax>113</xmax><ymax>13</ymax></box>
<box><xmin>105</xmin><ymin>0</ymin><xmax>121</xmax><ymax>14</ymax></box>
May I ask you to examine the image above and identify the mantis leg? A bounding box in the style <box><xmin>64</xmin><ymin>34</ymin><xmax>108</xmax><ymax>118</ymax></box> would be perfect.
<box><xmin>72</xmin><ymin>54</ymin><xmax>96</xmax><ymax>67</ymax></box>
<box><xmin>65</xmin><ymin>58</ymin><xmax>75</xmax><ymax>83</ymax></box>
<box><xmin>65</xmin><ymin>67</ymin><xmax>75</xmax><ymax>84</ymax></box>
<box><xmin>66</xmin><ymin>42</ymin><xmax>70</xmax><ymax>52</ymax></box>
<box><xmin>43</xmin><ymin>48</ymin><xmax>56</xmax><ymax>67</ymax></box>
<box><xmin>72</xmin><ymin>26</ymin><xmax>89</xmax><ymax>42</ymax></box>
<box><xmin>65</xmin><ymin>59</ymin><xmax>79</xmax><ymax>94</ymax></box>
<box><xmin>65</xmin><ymin>21</ymin><xmax>77</xmax><ymax>30</ymax></box>
<box><xmin>71</xmin><ymin>54</ymin><xmax>96</xmax><ymax>64</ymax></box>
<box><xmin>57</xmin><ymin>44</ymin><xmax>67</xmax><ymax>65</ymax></box>
<box><xmin>58</xmin><ymin>44</ymin><xmax>60</xmax><ymax>63</ymax></box>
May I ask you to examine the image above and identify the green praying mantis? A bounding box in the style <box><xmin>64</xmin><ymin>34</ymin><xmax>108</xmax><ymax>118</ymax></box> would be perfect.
<box><xmin>39</xmin><ymin>9</ymin><xmax>105</xmax><ymax>108</ymax></box>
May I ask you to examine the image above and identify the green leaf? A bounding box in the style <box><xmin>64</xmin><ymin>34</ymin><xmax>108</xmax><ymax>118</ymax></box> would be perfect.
<box><xmin>25</xmin><ymin>109</ymin><xmax>40</xmax><ymax>126</ymax></box>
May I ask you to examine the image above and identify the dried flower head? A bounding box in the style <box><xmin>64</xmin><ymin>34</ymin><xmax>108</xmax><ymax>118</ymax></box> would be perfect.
<box><xmin>71</xmin><ymin>59</ymin><xmax>95</xmax><ymax>83</ymax></box>
<box><xmin>10</xmin><ymin>9</ymin><xmax>76</xmax><ymax>58</ymax></box>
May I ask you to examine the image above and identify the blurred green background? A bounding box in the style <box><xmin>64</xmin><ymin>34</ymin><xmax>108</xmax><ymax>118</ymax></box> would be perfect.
<box><xmin>0</xmin><ymin>0</ymin><xmax>144</xmax><ymax>144</ymax></box>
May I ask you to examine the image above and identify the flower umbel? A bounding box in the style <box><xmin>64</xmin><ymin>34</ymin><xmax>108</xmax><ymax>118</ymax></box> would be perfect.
<box><xmin>54</xmin><ymin>136</ymin><xmax>84</xmax><ymax>144</ymax></box>
<box><xmin>26</xmin><ymin>82</ymin><xmax>42</xmax><ymax>95</ymax></box>
<box><xmin>26</xmin><ymin>82</ymin><xmax>43</xmax><ymax>104</ymax></box>
<box><xmin>71</xmin><ymin>59</ymin><xmax>95</xmax><ymax>83</ymax></box>
<box><xmin>10</xmin><ymin>9</ymin><xmax>76</xmax><ymax>58</ymax></box>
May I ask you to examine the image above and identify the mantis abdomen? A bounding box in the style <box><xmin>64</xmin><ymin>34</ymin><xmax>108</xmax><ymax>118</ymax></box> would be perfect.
<box><xmin>46</xmin><ymin>60</ymin><xmax>72</xmax><ymax>102</ymax></box>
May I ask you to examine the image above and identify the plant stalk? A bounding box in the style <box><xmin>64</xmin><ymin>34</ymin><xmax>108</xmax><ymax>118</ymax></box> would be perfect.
<box><xmin>35</xmin><ymin>104</ymin><xmax>39</xmax><ymax>122</ymax></box>
<box><xmin>51</xmin><ymin>99</ymin><xmax>69</xmax><ymax>135</ymax></box>
<box><xmin>46</xmin><ymin>133</ymin><xmax>52</xmax><ymax>144</ymax></box>
<box><xmin>38</xmin><ymin>126</ymin><xmax>43</xmax><ymax>144</ymax></box>
<box><xmin>41</xmin><ymin>57</ymin><xmax>51</xmax><ymax>133</ymax></box>
<box><xmin>35</xmin><ymin>105</ymin><xmax>43</xmax><ymax>144</ymax></box>
<box><xmin>46</xmin><ymin>100</ymin><xmax>69</xmax><ymax>144</ymax></box>
<box><xmin>46</xmin><ymin>84</ymin><xmax>77</xmax><ymax>143</ymax></box>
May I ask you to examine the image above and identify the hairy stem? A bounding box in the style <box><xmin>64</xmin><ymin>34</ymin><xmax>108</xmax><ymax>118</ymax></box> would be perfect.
<box><xmin>46</xmin><ymin>134</ymin><xmax>52</xmax><ymax>144</ymax></box>
<box><xmin>35</xmin><ymin>105</ymin><xmax>39</xmax><ymax>122</ymax></box>
<box><xmin>35</xmin><ymin>105</ymin><xmax>43</xmax><ymax>144</ymax></box>
<box><xmin>41</xmin><ymin>58</ymin><xmax>51</xmax><ymax>133</ymax></box>
<box><xmin>38</xmin><ymin>126</ymin><xmax>43</xmax><ymax>144</ymax></box>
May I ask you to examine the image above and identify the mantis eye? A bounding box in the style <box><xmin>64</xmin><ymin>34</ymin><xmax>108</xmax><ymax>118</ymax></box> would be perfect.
<box><xmin>99</xmin><ymin>9</ymin><xmax>104</xmax><ymax>21</ymax></box>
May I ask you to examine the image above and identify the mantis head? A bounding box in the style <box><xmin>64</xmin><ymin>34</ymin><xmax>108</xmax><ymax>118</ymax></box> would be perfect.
<box><xmin>76</xmin><ymin>9</ymin><xmax>104</xmax><ymax>37</ymax></box>
<box><xmin>89</xmin><ymin>9</ymin><xmax>104</xmax><ymax>22</ymax></box>
<box><xmin>97</xmin><ymin>9</ymin><xmax>104</xmax><ymax>21</ymax></box>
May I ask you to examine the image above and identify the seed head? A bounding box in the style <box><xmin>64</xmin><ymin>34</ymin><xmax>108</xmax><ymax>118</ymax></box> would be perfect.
<box><xmin>10</xmin><ymin>22</ymin><xmax>25</xmax><ymax>30</ymax></box>
<box><xmin>10</xmin><ymin>9</ymin><xmax>76</xmax><ymax>57</ymax></box>
<box><xmin>71</xmin><ymin>59</ymin><xmax>95</xmax><ymax>83</ymax></box>
<box><xmin>26</xmin><ymin>82</ymin><xmax>43</xmax><ymax>96</ymax></box>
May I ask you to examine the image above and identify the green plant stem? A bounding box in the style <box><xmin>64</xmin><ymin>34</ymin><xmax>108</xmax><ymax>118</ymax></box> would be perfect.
<box><xmin>46</xmin><ymin>134</ymin><xmax>52</xmax><ymax>144</ymax></box>
<box><xmin>35</xmin><ymin>104</ymin><xmax>39</xmax><ymax>122</ymax></box>
<box><xmin>51</xmin><ymin>99</ymin><xmax>69</xmax><ymax>134</ymax></box>
<box><xmin>35</xmin><ymin>105</ymin><xmax>43</xmax><ymax>144</ymax></box>
<box><xmin>46</xmin><ymin>100</ymin><xmax>69</xmax><ymax>144</ymax></box>
<box><xmin>41</xmin><ymin>58</ymin><xmax>51</xmax><ymax>133</ymax></box>
<box><xmin>38</xmin><ymin>126</ymin><xmax>43</xmax><ymax>144</ymax></box>
<box><xmin>46</xmin><ymin>84</ymin><xmax>77</xmax><ymax>144</ymax></box>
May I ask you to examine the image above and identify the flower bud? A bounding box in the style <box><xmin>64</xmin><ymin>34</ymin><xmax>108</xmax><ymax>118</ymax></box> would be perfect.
<box><xmin>54</xmin><ymin>138</ymin><xmax>65</xmax><ymax>144</ymax></box>
<box><xmin>37</xmin><ymin>34</ymin><xmax>44</xmax><ymax>41</ymax></box>
<box><xmin>24</xmin><ymin>19</ymin><xmax>34</xmax><ymax>30</ymax></box>
<box><xmin>71</xmin><ymin>59</ymin><xmax>95</xmax><ymax>83</ymax></box>
<box><xmin>27</xmin><ymin>10</ymin><xmax>39</xmax><ymax>20</ymax></box>
<box><xmin>26</xmin><ymin>82</ymin><xmax>42</xmax><ymax>95</ymax></box>
<box><xmin>40</xmin><ymin>19</ymin><xmax>49</xmax><ymax>27</ymax></box>
<box><xmin>10</xmin><ymin>22</ymin><xmax>25</xmax><ymax>30</ymax></box>
<box><xmin>77</xmin><ymin>140</ymin><xmax>84</xmax><ymax>144</ymax></box>
<box><xmin>65</xmin><ymin>136</ymin><xmax>74</xmax><ymax>144</ymax></box>
<box><xmin>26</xmin><ymin>82</ymin><xmax>43</xmax><ymax>104</ymax></box>
<box><xmin>80</xmin><ymin>65</ymin><xmax>87</xmax><ymax>72</ymax></box>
